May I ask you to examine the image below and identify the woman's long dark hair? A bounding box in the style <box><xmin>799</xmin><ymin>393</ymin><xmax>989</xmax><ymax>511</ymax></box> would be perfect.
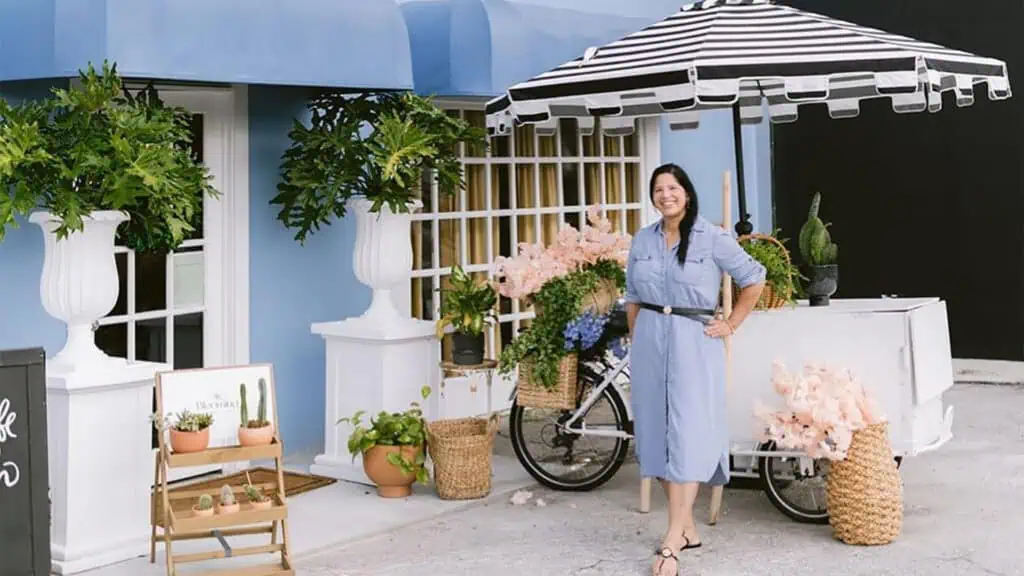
<box><xmin>649</xmin><ymin>163</ymin><xmax>699</xmax><ymax>265</ymax></box>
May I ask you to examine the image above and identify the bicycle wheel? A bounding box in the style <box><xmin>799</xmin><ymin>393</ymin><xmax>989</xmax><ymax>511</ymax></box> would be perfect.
<box><xmin>758</xmin><ymin>442</ymin><xmax>831</xmax><ymax>524</ymax></box>
<box><xmin>509</xmin><ymin>379</ymin><xmax>630</xmax><ymax>492</ymax></box>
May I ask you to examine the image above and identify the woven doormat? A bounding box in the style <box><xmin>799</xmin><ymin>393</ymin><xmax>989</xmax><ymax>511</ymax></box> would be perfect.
<box><xmin>154</xmin><ymin>467</ymin><xmax>336</xmax><ymax>516</ymax></box>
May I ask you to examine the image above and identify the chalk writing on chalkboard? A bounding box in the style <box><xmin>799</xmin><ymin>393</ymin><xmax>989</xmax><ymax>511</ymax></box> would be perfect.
<box><xmin>0</xmin><ymin>396</ymin><xmax>21</xmax><ymax>488</ymax></box>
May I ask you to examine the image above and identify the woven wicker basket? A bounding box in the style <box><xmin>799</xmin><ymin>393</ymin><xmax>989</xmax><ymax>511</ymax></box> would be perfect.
<box><xmin>531</xmin><ymin>278</ymin><xmax>619</xmax><ymax>318</ymax></box>
<box><xmin>826</xmin><ymin>422</ymin><xmax>904</xmax><ymax>545</ymax></box>
<box><xmin>427</xmin><ymin>416</ymin><xmax>499</xmax><ymax>500</ymax></box>
<box><xmin>734</xmin><ymin>233</ymin><xmax>792</xmax><ymax>310</ymax></box>
<box><xmin>516</xmin><ymin>354</ymin><xmax>578</xmax><ymax>410</ymax></box>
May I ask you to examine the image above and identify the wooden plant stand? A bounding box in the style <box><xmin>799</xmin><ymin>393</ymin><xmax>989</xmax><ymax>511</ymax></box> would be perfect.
<box><xmin>150</xmin><ymin>370</ymin><xmax>292</xmax><ymax>576</ymax></box>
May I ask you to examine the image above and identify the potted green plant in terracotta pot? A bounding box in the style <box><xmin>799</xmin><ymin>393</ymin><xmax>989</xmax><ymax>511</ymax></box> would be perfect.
<box><xmin>435</xmin><ymin>265</ymin><xmax>498</xmax><ymax>365</ymax></box>
<box><xmin>337</xmin><ymin>386</ymin><xmax>431</xmax><ymax>498</ymax></box>
<box><xmin>798</xmin><ymin>192</ymin><xmax>840</xmax><ymax>307</ymax></box>
<box><xmin>273</xmin><ymin>91</ymin><xmax>486</xmax><ymax>330</ymax></box>
<box><xmin>152</xmin><ymin>410</ymin><xmax>214</xmax><ymax>454</ymax></box>
<box><xmin>192</xmin><ymin>494</ymin><xmax>214</xmax><ymax>518</ymax></box>
<box><xmin>238</xmin><ymin>378</ymin><xmax>273</xmax><ymax>446</ymax></box>
<box><xmin>0</xmin><ymin>61</ymin><xmax>217</xmax><ymax>370</ymax></box>
<box><xmin>216</xmin><ymin>485</ymin><xmax>239</xmax><ymax>515</ymax></box>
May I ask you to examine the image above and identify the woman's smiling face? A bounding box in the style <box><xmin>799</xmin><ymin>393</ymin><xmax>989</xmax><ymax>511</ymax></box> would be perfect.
<box><xmin>652</xmin><ymin>172</ymin><xmax>687</xmax><ymax>219</ymax></box>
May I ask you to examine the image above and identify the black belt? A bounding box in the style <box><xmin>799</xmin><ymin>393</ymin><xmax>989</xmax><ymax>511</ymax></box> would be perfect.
<box><xmin>638</xmin><ymin>302</ymin><xmax>715</xmax><ymax>322</ymax></box>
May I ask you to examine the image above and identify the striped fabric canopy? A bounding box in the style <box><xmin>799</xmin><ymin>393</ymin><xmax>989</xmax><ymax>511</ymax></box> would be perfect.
<box><xmin>485</xmin><ymin>0</ymin><xmax>1012</xmax><ymax>136</ymax></box>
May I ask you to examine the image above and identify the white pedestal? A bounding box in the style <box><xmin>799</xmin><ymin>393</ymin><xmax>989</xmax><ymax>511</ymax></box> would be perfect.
<box><xmin>309</xmin><ymin>318</ymin><xmax>439</xmax><ymax>485</ymax></box>
<box><xmin>47</xmin><ymin>359</ymin><xmax>166</xmax><ymax>575</ymax></box>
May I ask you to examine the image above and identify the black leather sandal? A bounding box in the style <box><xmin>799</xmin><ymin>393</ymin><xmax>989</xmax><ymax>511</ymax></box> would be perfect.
<box><xmin>680</xmin><ymin>534</ymin><xmax>702</xmax><ymax>551</ymax></box>
<box><xmin>654</xmin><ymin>547</ymin><xmax>679</xmax><ymax>575</ymax></box>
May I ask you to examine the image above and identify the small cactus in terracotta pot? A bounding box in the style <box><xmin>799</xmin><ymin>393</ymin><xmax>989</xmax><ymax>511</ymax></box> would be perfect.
<box><xmin>192</xmin><ymin>494</ymin><xmax>214</xmax><ymax>517</ymax></box>
<box><xmin>216</xmin><ymin>485</ymin><xmax>239</xmax><ymax>515</ymax></box>
<box><xmin>238</xmin><ymin>379</ymin><xmax>274</xmax><ymax>446</ymax></box>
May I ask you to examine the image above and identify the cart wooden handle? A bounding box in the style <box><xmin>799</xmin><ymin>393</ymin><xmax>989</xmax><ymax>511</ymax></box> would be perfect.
<box><xmin>708</xmin><ymin>170</ymin><xmax>733</xmax><ymax>526</ymax></box>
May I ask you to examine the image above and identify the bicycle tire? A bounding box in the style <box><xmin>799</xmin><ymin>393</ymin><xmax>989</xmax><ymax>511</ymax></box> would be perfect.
<box><xmin>509</xmin><ymin>383</ymin><xmax>631</xmax><ymax>492</ymax></box>
<box><xmin>758</xmin><ymin>442</ymin><xmax>831</xmax><ymax>525</ymax></box>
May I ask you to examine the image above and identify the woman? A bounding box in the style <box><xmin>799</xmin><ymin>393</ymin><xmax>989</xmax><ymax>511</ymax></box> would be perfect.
<box><xmin>625</xmin><ymin>163</ymin><xmax>766</xmax><ymax>576</ymax></box>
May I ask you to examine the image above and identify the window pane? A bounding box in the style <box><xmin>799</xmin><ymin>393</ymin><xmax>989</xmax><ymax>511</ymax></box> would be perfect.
<box><xmin>624</xmin><ymin>132</ymin><xmax>638</xmax><ymax>157</ymax></box>
<box><xmin>467</xmin><ymin>218</ymin><xmax>488</xmax><ymax>265</ymax></box>
<box><xmin>513</xmin><ymin>125</ymin><xmax>534</xmax><ymax>157</ymax></box>
<box><xmin>538</xmin><ymin>134</ymin><xmax>557</xmax><ymax>158</ymax></box>
<box><xmin>605</xmin><ymin>164</ymin><xmax>623</xmax><ymax>205</ymax></box>
<box><xmin>135</xmin><ymin>252</ymin><xmax>167</xmax><ymax>313</ymax></box>
<box><xmin>137</xmin><ymin>317</ymin><xmax>167</xmax><ymax>363</ymax></box>
<box><xmin>627</xmin><ymin>209</ymin><xmax>642</xmax><ymax>235</ymax></box>
<box><xmin>439</xmin><ymin>219</ymin><xmax>460</xmax><ymax>269</ymax></box>
<box><xmin>603</xmin><ymin>136</ymin><xmax>621</xmax><ymax>157</ymax></box>
<box><xmin>174</xmin><ymin>313</ymin><xmax>203</xmax><ymax>369</ymax></box>
<box><xmin>96</xmin><ymin>323</ymin><xmax>127</xmax><ymax>359</ymax></box>
<box><xmin>173</xmin><ymin>250</ymin><xmax>204</xmax><ymax>309</ymax></box>
<box><xmin>626</xmin><ymin>163</ymin><xmax>641</xmax><ymax>203</ymax></box>
<box><xmin>412</xmin><ymin>276</ymin><xmax>434</xmax><ymax>320</ymax></box>
<box><xmin>464</xmin><ymin>111</ymin><xmax>487</xmax><ymax>158</ymax></box>
<box><xmin>559</xmin><ymin>119</ymin><xmax>578</xmax><ymax>157</ymax></box>
<box><xmin>412</xmin><ymin>221</ymin><xmax>432</xmax><ymax>271</ymax></box>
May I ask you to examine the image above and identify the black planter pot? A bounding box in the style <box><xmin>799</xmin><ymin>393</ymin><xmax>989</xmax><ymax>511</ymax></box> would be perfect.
<box><xmin>451</xmin><ymin>332</ymin><xmax>485</xmax><ymax>366</ymax></box>
<box><xmin>807</xmin><ymin>264</ymin><xmax>839</xmax><ymax>307</ymax></box>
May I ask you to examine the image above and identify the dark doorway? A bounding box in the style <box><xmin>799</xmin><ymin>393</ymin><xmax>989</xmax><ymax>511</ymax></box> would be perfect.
<box><xmin>771</xmin><ymin>0</ymin><xmax>1024</xmax><ymax>360</ymax></box>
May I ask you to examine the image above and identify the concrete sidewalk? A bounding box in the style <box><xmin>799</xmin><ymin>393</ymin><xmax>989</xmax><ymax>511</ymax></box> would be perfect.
<box><xmin>298</xmin><ymin>382</ymin><xmax>1024</xmax><ymax>576</ymax></box>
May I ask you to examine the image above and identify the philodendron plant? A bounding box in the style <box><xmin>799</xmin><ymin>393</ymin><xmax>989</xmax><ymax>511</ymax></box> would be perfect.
<box><xmin>272</xmin><ymin>91</ymin><xmax>487</xmax><ymax>244</ymax></box>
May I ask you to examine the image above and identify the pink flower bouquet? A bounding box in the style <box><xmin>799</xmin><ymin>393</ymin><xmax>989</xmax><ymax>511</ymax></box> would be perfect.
<box><xmin>754</xmin><ymin>361</ymin><xmax>885</xmax><ymax>461</ymax></box>
<box><xmin>492</xmin><ymin>206</ymin><xmax>631</xmax><ymax>300</ymax></box>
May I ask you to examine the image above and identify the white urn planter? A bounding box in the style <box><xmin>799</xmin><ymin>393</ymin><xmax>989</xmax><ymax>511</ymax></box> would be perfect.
<box><xmin>347</xmin><ymin>197</ymin><xmax>423</xmax><ymax>331</ymax></box>
<box><xmin>29</xmin><ymin>210</ymin><xmax>128</xmax><ymax>370</ymax></box>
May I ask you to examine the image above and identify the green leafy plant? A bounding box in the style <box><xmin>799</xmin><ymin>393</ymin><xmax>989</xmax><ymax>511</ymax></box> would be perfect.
<box><xmin>151</xmin><ymin>409</ymin><xmax>214</xmax><ymax>433</ymax></box>
<box><xmin>239</xmin><ymin>378</ymin><xmax>270</xmax><ymax>428</ymax></box>
<box><xmin>798</xmin><ymin>192</ymin><xmax>839</xmax><ymax>266</ymax></box>
<box><xmin>218</xmin><ymin>485</ymin><xmax>235</xmax><ymax>506</ymax></box>
<box><xmin>738</xmin><ymin>231</ymin><xmax>805</xmax><ymax>303</ymax></box>
<box><xmin>273</xmin><ymin>91</ymin><xmax>487</xmax><ymax>244</ymax></box>
<box><xmin>336</xmin><ymin>385</ymin><xmax>432</xmax><ymax>484</ymax></box>
<box><xmin>0</xmin><ymin>60</ymin><xmax>217</xmax><ymax>252</ymax></box>
<box><xmin>435</xmin><ymin>265</ymin><xmax>498</xmax><ymax>339</ymax></box>
<box><xmin>196</xmin><ymin>494</ymin><xmax>214</xmax><ymax>511</ymax></box>
<box><xmin>498</xmin><ymin>269</ymin><xmax>604</xmax><ymax>390</ymax></box>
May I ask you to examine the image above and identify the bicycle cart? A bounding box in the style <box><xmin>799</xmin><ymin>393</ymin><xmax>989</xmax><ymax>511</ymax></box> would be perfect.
<box><xmin>508</xmin><ymin>297</ymin><xmax>956</xmax><ymax>524</ymax></box>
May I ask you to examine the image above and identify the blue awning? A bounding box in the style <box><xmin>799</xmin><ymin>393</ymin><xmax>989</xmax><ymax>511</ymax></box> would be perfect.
<box><xmin>0</xmin><ymin>0</ymin><xmax>414</xmax><ymax>90</ymax></box>
<box><xmin>400</xmin><ymin>0</ymin><xmax>668</xmax><ymax>97</ymax></box>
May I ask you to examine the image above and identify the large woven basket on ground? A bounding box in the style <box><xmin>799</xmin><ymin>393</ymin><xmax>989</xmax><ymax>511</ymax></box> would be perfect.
<box><xmin>826</xmin><ymin>422</ymin><xmax>904</xmax><ymax>545</ymax></box>
<box><xmin>427</xmin><ymin>416</ymin><xmax>499</xmax><ymax>500</ymax></box>
<box><xmin>733</xmin><ymin>233</ymin><xmax>792</xmax><ymax>310</ymax></box>
<box><xmin>516</xmin><ymin>353</ymin><xmax>578</xmax><ymax>410</ymax></box>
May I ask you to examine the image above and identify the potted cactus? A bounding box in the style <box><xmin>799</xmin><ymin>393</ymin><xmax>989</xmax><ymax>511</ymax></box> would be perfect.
<box><xmin>216</xmin><ymin>485</ymin><xmax>239</xmax><ymax>515</ymax></box>
<box><xmin>798</xmin><ymin>192</ymin><xmax>840</xmax><ymax>307</ymax></box>
<box><xmin>192</xmin><ymin>494</ymin><xmax>215</xmax><ymax>518</ymax></box>
<box><xmin>243</xmin><ymin>474</ymin><xmax>272</xmax><ymax>511</ymax></box>
<box><xmin>238</xmin><ymin>378</ymin><xmax>274</xmax><ymax>446</ymax></box>
<box><xmin>152</xmin><ymin>410</ymin><xmax>214</xmax><ymax>454</ymax></box>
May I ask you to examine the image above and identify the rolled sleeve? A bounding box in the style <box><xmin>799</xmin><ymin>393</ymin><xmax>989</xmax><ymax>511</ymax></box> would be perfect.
<box><xmin>712</xmin><ymin>228</ymin><xmax>766</xmax><ymax>288</ymax></box>
<box><xmin>624</xmin><ymin>237</ymin><xmax>642</xmax><ymax>303</ymax></box>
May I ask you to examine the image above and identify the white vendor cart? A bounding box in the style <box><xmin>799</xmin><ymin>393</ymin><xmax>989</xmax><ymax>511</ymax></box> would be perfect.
<box><xmin>718</xmin><ymin>297</ymin><xmax>957</xmax><ymax>523</ymax></box>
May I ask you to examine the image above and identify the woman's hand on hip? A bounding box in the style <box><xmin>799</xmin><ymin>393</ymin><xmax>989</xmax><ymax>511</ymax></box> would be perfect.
<box><xmin>704</xmin><ymin>318</ymin><xmax>735</xmax><ymax>339</ymax></box>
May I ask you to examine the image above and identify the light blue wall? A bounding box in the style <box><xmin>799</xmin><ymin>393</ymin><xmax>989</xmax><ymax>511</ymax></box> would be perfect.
<box><xmin>659</xmin><ymin>113</ymin><xmax>774</xmax><ymax>234</ymax></box>
<box><xmin>1</xmin><ymin>0</ymin><xmax>415</xmax><ymax>90</ymax></box>
<box><xmin>247</xmin><ymin>87</ymin><xmax>370</xmax><ymax>455</ymax></box>
<box><xmin>0</xmin><ymin>80</ymin><xmax>69</xmax><ymax>355</ymax></box>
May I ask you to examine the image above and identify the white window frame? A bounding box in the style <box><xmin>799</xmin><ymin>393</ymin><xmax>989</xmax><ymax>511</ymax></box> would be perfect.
<box><xmin>405</xmin><ymin>98</ymin><xmax>661</xmax><ymax>351</ymax></box>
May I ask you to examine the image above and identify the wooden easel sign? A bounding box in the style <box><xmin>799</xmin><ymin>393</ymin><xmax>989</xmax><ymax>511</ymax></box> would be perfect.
<box><xmin>159</xmin><ymin>364</ymin><xmax>277</xmax><ymax>449</ymax></box>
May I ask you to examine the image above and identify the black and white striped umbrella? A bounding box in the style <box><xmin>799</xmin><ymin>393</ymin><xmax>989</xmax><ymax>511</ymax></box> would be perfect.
<box><xmin>484</xmin><ymin>0</ymin><xmax>1012</xmax><ymax>137</ymax></box>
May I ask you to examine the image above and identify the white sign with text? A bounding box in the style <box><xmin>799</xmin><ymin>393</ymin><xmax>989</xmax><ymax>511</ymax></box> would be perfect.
<box><xmin>159</xmin><ymin>364</ymin><xmax>276</xmax><ymax>449</ymax></box>
<box><xmin>0</xmin><ymin>397</ymin><xmax>21</xmax><ymax>489</ymax></box>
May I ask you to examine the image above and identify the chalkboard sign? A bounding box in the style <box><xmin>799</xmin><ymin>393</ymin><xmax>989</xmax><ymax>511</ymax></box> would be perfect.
<box><xmin>0</xmin><ymin>348</ymin><xmax>50</xmax><ymax>576</ymax></box>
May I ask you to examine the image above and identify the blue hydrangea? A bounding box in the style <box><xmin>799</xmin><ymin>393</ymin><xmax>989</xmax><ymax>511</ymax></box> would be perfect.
<box><xmin>563</xmin><ymin>311</ymin><xmax>610</xmax><ymax>351</ymax></box>
<box><xmin>609</xmin><ymin>337</ymin><xmax>629</xmax><ymax>359</ymax></box>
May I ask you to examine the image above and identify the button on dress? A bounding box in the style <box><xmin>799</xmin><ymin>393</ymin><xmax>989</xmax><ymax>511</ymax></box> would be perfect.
<box><xmin>625</xmin><ymin>216</ymin><xmax>766</xmax><ymax>484</ymax></box>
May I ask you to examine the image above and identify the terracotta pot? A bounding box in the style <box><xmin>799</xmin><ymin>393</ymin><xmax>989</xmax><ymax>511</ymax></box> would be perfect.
<box><xmin>238</xmin><ymin>423</ymin><xmax>274</xmax><ymax>447</ymax></box>
<box><xmin>216</xmin><ymin>502</ymin><xmax>240</xmax><ymax>515</ymax></box>
<box><xmin>363</xmin><ymin>444</ymin><xmax>423</xmax><ymax>498</ymax></box>
<box><xmin>192</xmin><ymin>505</ymin><xmax>214</xmax><ymax>518</ymax></box>
<box><xmin>170</xmin><ymin>427</ymin><xmax>210</xmax><ymax>454</ymax></box>
<box><xmin>249</xmin><ymin>499</ymin><xmax>273</xmax><ymax>511</ymax></box>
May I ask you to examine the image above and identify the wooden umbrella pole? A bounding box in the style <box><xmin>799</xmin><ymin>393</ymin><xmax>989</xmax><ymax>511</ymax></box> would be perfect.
<box><xmin>708</xmin><ymin>170</ymin><xmax>733</xmax><ymax>526</ymax></box>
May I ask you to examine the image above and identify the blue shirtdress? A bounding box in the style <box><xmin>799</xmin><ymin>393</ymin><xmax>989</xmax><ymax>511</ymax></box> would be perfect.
<box><xmin>625</xmin><ymin>215</ymin><xmax>766</xmax><ymax>485</ymax></box>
